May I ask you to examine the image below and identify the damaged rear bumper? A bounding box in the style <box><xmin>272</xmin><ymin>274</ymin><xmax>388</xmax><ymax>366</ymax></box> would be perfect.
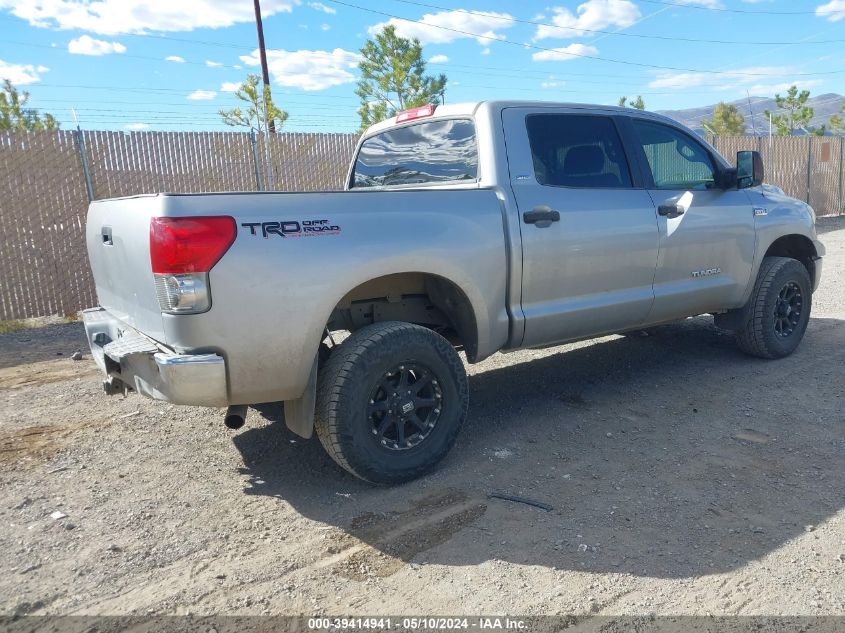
<box><xmin>82</xmin><ymin>307</ymin><xmax>228</xmax><ymax>407</ymax></box>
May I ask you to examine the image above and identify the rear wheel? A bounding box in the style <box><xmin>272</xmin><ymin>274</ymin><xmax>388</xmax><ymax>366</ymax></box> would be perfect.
<box><xmin>736</xmin><ymin>256</ymin><xmax>812</xmax><ymax>359</ymax></box>
<box><xmin>315</xmin><ymin>321</ymin><xmax>468</xmax><ymax>484</ymax></box>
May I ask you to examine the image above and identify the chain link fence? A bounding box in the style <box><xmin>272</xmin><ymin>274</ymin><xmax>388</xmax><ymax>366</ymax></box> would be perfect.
<box><xmin>0</xmin><ymin>130</ymin><xmax>842</xmax><ymax>321</ymax></box>
<box><xmin>710</xmin><ymin>135</ymin><xmax>845</xmax><ymax>216</ymax></box>
<box><xmin>0</xmin><ymin>129</ymin><xmax>359</xmax><ymax>320</ymax></box>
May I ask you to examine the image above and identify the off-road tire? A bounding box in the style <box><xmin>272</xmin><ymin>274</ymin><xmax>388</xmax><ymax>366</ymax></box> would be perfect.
<box><xmin>736</xmin><ymin>256</ymin><xmax>812</xmax><ymax>359</ymax></box>
<box><xmin>314</xmin><ymin>321</ymin><xmax>468</xmax><ymax>484</ymax></box>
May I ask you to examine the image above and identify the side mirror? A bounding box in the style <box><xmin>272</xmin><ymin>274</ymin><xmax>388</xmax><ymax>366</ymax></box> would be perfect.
<box><xmin>737</xmin><ymin>150</ymin><xmax>764</xmax><ymax>189</ymax></box>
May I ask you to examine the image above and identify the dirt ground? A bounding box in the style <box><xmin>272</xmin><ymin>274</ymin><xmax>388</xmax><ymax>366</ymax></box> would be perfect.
<box><xmin>2</xmin><ymin>218</ymin><xmax>844</xmax><ymax>619</ymax></box>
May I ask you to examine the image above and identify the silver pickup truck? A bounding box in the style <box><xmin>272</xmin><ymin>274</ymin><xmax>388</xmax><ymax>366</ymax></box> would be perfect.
<box><xmin>84</xmin><ymin>101</ymin><xmax>824</xmax><ymax>483</ymax></box>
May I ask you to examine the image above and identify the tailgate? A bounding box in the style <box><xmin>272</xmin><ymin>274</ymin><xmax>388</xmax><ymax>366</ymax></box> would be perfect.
<box><xmin>86</xmin><ymin>195</ymin><xmax>166</xmax><ymax>342</ymax></box>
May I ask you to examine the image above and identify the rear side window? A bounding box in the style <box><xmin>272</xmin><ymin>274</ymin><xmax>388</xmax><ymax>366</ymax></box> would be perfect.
<box><xmin>526</xmin><ymin>114</ymin><xmax>632</xmax><ymax>188</ymax></box>
<box><xmin>352</xmin><ymin>119</ymin><xmax>478</xmax><ymax>188</ymax></box>
<box><xmin>631</xmin><ymin>119</ymin><xmax>716</xmax><ymax>190</ymax></box>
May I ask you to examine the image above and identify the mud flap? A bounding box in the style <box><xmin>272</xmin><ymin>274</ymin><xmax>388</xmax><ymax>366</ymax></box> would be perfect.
<box><xmin>284</xmin><ymin>354</ymin><xmax>318</xmax><ymax>439</ymax></box>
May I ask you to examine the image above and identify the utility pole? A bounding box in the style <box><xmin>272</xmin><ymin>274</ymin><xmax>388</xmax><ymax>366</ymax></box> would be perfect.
<box><xmin>253</xmin><ymin>0</ymin><xmax>275</xmax><ymax>134</ymax></box>
<box><xmin>746</xmin><ymin>91</ymin><xmax>757</xmax><ymax>136</ymax></box>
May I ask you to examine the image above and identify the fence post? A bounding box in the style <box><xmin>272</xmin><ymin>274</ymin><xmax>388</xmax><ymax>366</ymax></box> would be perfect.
<box><xmin>75</xmin><ymin>126</ymin><xmax>95</xmax><ymax>201</ymax></box>
<box><xmin>249</xmin><ymin>129</ymin><xmax>263</xmax><ymax>191</ymax></box>
<box><xmin>839</xmin><ymin>136</ymin><xmax>844</xmax><ymax>215</ymax></box>
<box><xmin>806</xmin><ymin>136</ymin><xmax>812</xmax><ymax>204</ymax></box>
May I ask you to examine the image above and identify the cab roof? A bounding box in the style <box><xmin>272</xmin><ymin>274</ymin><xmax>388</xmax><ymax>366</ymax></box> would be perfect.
<box><xmin>363</xmin><ymin>100</ymin><xmax>686</xmax><ymax>137</ymax></box>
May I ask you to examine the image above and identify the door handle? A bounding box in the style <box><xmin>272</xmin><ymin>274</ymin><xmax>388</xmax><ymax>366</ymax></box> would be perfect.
<box><xmin>658</xmin><ymin>204</ymin><xmax>685</xmax><ymax>219</ymax></box>
<box><xmin>523</xmin><ymin>206</ymin><xmax>561</xmax><ymax>225</ymax></box>
<box><xmin>101</xmin><ymin>226</ymin><xmax>113</xmax><ymax>246</ymax></box>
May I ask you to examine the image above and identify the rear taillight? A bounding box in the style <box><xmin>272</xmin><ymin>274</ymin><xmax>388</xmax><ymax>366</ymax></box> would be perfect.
<box><xmin>150</xmin><ymin>216</ymin><xmax>236</xmax><ymax>274</ymax></box>
<box><xmin>150</xmin><ymin>216</ymin><xmax>236</xmax><ymax>314</ymax></box>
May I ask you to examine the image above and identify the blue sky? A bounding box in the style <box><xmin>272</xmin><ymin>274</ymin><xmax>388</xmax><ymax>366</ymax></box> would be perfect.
<box><xmin>0</xmin><ymin>0</ymin><xmax>843</xmax><ymax>133</ymax></box>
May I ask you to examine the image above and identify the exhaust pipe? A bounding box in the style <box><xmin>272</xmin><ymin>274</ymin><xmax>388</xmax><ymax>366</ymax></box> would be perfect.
<box><xmin>224</xmin><ymin>404</ymin><xmax>248</xmax><ymax>430</ymax></box>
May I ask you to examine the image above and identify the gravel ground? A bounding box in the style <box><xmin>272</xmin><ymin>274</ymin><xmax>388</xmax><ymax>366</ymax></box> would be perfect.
<box><xmin>1</xmin><ymin>218</ymin><xmax>844</xmax><ymax>618</ymax></box>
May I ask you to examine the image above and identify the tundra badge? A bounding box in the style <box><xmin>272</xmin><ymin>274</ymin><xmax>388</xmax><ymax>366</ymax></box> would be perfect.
<box><xmin>691</xmin><ymin>267</ymin><xmax>722</xmax><ymax>278</ymax></box>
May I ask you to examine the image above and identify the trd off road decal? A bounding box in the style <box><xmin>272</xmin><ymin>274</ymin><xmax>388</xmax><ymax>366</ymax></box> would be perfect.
<box><xmin>240</xmin><ymin>219</ymin><xmax>341</xmax><ymax>238</ymax></box>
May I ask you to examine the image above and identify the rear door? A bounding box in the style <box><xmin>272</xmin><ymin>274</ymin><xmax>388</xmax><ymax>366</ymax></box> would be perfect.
<box><xmin>623</xmin><ymin>118</ymin><xmax>756</xmax><ymax>322</ymax></box>
<box><xmin>502</xmin><ymin>108</ymin><xmax>660</xmax><ymax>347</ymax></box>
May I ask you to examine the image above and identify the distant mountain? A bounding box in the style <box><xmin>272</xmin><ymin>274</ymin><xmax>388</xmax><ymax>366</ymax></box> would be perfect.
<box><xmin>657</xmin><ymin>93</ymin><xmax>845</xmax><ymax>136</ymax></box>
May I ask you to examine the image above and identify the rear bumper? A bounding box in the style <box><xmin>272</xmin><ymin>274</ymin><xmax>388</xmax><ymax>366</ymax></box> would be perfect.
<box><xmin>82</xmin><ymin>307</ymin><xmax>228</xmax><ymax>407</ymax></box>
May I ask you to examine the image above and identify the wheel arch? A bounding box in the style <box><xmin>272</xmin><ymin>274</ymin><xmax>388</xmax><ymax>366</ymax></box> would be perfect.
<box><xmin>762</xmin><ymin>233</ymin><xmax>819</xmax><ymax>283</ymax></box>
<box><xmin>326</xmin><ymin>271</ymin><xmax>482</xmax><ymax>362</ymax></box>
<box><xmin>283</xmin><ymin>270</ymin><xmax>485</xmax><ymax>440</ymax></box>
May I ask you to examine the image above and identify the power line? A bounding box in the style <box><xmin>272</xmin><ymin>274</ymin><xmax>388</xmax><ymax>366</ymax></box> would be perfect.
<box><xmin>37</xmin><ymin>109</ymin><xmax>357</xmax><ymax>120</ymax></box>
<box><xmin>676</xmin><ymin>94</ymin><xmax>845</xmax><ymax>125</ymax></box>
<box><xmin>4</xmin><ymin>40</ymin><xmax>245</xmax><ymax>70</ymax></box>
<box><xmin>325</xmin><ymin>0</ymin><xmax>845</xmax><ymax>77</ymax></box>
<box><xmin>30</xmin><ymin>83</ymin><xmax>362</xmax><ymax>101</ymax></box>
<box><xmin>73</xmin><ymin>120</ymin><xmax>356</xmax><ymax>126</ymax></box>
<box><xmin>0</xmin><ymin>15</ymin><xmax>257</xmax><ymax>50</ymax></box>
<box><xmin>389</xmin><ymin>0</ymin><xmax>845</xmax><ymax>45</ymax></box>
<box><xmin>440</xmin><ymin>66</ymin><xmax>811</xmax><ymax>91</ymax></box>
<box><xmin>637</xmin><ymin>0</ymin><xmax>822</xmax><ymax>15</ymax></box>
<box><xmin>31</xmin><ymin>99</ymin><xmax>361</xmax><ymax>113</ymax></box>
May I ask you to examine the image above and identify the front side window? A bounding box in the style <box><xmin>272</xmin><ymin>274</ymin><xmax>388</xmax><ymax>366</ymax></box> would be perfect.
<box><xmin>631</xmin><ymin>119</ymin><xmax>716</xmax><ymax>190</ymax></box>
<box><xmin>352</xmin><ymin>119</ymin><xmax>478</xmax><ymax>188</ymax></box>
<box><xmin>526</xmin><ymin>114</ymin><xmax>633</xmax><ymax>188</ymax></box>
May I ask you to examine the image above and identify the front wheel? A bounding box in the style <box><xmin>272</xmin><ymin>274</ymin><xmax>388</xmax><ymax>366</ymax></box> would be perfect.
<box><xmin>314</xmin><ymin>321</ymin><xmax>469</xmax><ymax>484</ymax></box>
<box><xmin>736</xmin><ymin>256</ymin><xmax>812</xmax><ymax>359</ymax></box>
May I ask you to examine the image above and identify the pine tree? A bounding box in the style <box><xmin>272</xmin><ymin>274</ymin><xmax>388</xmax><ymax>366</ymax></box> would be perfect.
<box><xmin>356</xmin><ymin>25</ymin><xmax>447</xmax><ymax>130</ymax></box>
<box><xmin>219</xmin><ymin>74</ymin><xmax>287</xmax><ymax>134</ymax></box>
<box><xmin>706</xmin><ymin>102</ymin><xmax>747</xmax><ymax>136</ymax></box>
<box><xmin>764</xmin><ymin>86</ymin><xmax>814</xmax><ymax>136</ymax></box>
<box><xmin>618</xmin><ymin>96</ymin><xmax>645</xmax><ymax>110</ymax></box>
<box><xmin>0</xmin><ymin>80</ymin><xmax>59</xmax><ymax>131</ymax></box>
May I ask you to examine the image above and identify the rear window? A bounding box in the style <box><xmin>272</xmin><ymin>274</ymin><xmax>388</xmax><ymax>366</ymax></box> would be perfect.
<box><xmin>352</xmin><ymin>118</ymin><xmax>478</xmax><ymax>188</ymax></box>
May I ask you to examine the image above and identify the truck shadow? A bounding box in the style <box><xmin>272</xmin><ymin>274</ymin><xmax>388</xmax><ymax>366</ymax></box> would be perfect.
<box><xmin>232</xmin><ymin>315</ymin><xmax>845</xmax><ymax>580</ymax></box>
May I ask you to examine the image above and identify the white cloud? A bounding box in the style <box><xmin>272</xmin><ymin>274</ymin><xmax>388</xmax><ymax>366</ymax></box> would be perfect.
<box><xmin>541</xmin><ymin>79</ymin><xmax>565</xmax><ymax>88</ymax></box>
<box><xmin>532</xmin><ymin>43</ymin><xmax>599</xmax><ymax>62</ymax></box>
<box><xmin>165</xmin><ymin>55</ymin><xmax>185</xmax><ymax>63</ymax></box>
<box><xmin>0</xmin><ymin>0</ymin><xmax>299</xmax><ymax>35</ymax></box>
<box><xmin>480</xmin><ymin>47</ymin><xmax>491</xmax><ymax>55</ymax></box>
<box><xmin>220</xmin><ymin>81</ymin><xmax>241</xmax><ymax>92</ymax></box>
<box><xmin>187</xmin><ymin>89</ymin><xmax>217</xmax><ymax>100</ymax></box>
<box><xmin>534</xmin><ymin>0</ymin><xmax>640</xmax><ymax>40</ymax></box>
<box><xmin>429</xmin><ymin>54</ymin><xmax>449</xmax><ymax>64</ymax></box>
<box><xmin>670</xmin><ymin>0</ymin><xmax>723</xmax><ymax>6</ymax></box>
<box><xmin>369</xmin><ymin>10</ymin><xmax>514</xmax><ymax>46</ymax></box>
<box><xmin>320</xmin><ymin>23</ymin><xmax>330</xmax><ymax>31</ymax></box>
<box><xmin>68</xmin><ymin>34</ymin><xmax>126</xmax><ymax>55</ymax></box>
<box><xmin>125</xmin><ymin>122</ymin><xmax>150</xmax><ymax>130</ymax></box>
<box><xmin>745</xmin><ymin>79</ymin><xmax>823</xmax><ymax>95</ymax></box>
<box><xmin>308</xmin><ymin>1</ymin><xmax>335</xmax><ymax>14</ymax></box>
<box><xmin>0</xmin><ymin>59</ymin><xmax>46</xmax><ymax>84</ymax></box>
<box><xmin>648</xmin><ymin>66</ymin><xmax>791</xmax><ymax>90</ymax></box>
<box><xmin>240</xmin><ymin>47</ymin><xmax>360</xmax><ymax>91</ymax></box>
<box><xmin>205</xmin><ymin>60</ymin><xmax>223</xmax><ymax>67</ymax></box>
<box><xmin>816</xmin><ymin>0</ymin><xmax>845</xmax><ymax>21</ymax></box>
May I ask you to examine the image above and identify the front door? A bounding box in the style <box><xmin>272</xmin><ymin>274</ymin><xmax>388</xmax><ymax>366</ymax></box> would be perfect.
<box><xmin>503</xmin><ymin>108</ymin><xmax>660</xmax><ymax>348</ymax></box>
<box><xmin>624</xmin><ymin>118</ymin><xmax>756</xmax><ymax>323</ymax></box>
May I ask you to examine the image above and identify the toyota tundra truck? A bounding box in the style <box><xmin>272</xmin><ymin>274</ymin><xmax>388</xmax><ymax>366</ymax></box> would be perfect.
<box><xmin>83</xmin><ymin>101</ymin><xmax>824</xmax><ymax>483</ymax></box>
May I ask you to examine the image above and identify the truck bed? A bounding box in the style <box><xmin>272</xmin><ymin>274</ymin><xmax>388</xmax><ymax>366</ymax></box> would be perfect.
<box><xmin>86</xmin><ymin>188</ymin><xmax>511</xmax><ymax>404</ymax></box>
